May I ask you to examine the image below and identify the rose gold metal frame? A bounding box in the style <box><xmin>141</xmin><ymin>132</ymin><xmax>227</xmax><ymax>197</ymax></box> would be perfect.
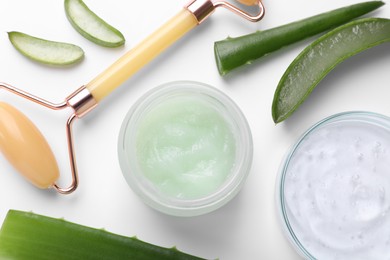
<box><xmin>185</xmin><ymin>0</ymin><xmax>265</xmax><ymax>24</ymax></box>
<box><xmin>0</xmin><ymin>82</ymin><xmax>97</xmax><ymax>195</ymax></box>
<box><xmin>0</xmin><ymin>0</ymin><xmax>264</xmax><ymax>195</ymax></box>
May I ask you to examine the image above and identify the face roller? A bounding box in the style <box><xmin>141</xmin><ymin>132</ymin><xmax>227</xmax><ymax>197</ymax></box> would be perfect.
<box><xmin>0</xmin><ymin>0</ymin><xmax>264</xmax><ymax>194</ymax></box>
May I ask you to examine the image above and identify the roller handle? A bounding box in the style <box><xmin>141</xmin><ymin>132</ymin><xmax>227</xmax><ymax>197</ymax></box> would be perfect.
<box><xmin>85</xmin><ymin>0</ymin><xmax>264</xmax><ymax>103</ymax></box>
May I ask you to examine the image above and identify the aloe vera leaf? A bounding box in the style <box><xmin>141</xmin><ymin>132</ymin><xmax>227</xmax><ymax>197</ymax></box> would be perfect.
<box><xmin>214</xmin><ymin>1</ymin><xmax>384</xmax><ymax>75</ymax></box>
<box><xmin>272</xmin><ymin>18</ymin><xmax>390</xmax><ymax>123</ymax></box>
<box><xmin>65</xmin><ymin>0</ymin><xmax>125</xmax><ymax>47</ymax></box>
<box><xmin>0</xmin><ymin>210</ymin><xmax>206</xmax><ymax>260</ymax></box>
<box><xmin>8</xmin><ymin>31</ymin><xmax>84</xmax><ymax>66</ymax></box>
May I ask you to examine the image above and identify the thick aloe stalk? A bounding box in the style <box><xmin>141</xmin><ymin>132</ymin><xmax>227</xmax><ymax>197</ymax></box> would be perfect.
<box><xmin>214</xmin><ymin>1</ymin><xmax>384</xmax><ymax>75</ymax></box>
<box><xmin>0</xmin><ymin>210</ymin><xmax>206</xmax><ymax>260</ymax></box>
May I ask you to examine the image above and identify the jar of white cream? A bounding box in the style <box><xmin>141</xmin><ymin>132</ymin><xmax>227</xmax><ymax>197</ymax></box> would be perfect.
<box><xmin>118</xmin><ymin>81</ymin><xmax>253</xmax><ymax>217</ymax></box>
<box><xmin>277</xmin><ymin>111</ymin><xmax>390</xmax><ymax>259</ymax></box>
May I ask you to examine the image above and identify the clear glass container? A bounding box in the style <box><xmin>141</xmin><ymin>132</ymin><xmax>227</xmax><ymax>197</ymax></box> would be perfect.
<box><xmin>277</xmin><ymin>111</ymin><xmax>390</xmax><ymax>259</ymax></box>
<box><xmin>118</xmin><ymin>81</ymin><xmax>253</xmax><ymax>217</ymax></box>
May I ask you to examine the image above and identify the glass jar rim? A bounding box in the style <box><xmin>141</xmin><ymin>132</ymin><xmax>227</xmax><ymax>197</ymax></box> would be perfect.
<box><xmin>118</xmin><ymin>81</ymin><xmax>253</xmax><ymax>217</ymax></box>
<box><xmin>276</xmin><ymin>111</ymin><xmax>390</xmax><ymax>259</ymax></box>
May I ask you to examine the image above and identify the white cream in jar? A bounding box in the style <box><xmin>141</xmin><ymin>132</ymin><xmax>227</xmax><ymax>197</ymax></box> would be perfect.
<box><xmin>278</xmin><ymin>112</ymin><xmax>390</xmax><ymax>259</ymax></box>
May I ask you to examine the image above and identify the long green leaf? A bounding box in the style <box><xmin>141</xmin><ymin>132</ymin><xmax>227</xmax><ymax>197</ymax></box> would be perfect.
<box><xmin>214</xmin><ymin>1</ymin><xmax>384</xmax><ymax>75</ymax></box>
<box><xmin>0</xmin><ymin>210</ymin><xmax>206</xmax><ymax>260</ymax></box>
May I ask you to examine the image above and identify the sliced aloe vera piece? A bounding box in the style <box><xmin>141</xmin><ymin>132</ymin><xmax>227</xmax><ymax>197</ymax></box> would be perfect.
<box><xmin>214</xmin><ymin>1</ymin><xmax>385</xmax><ymax>75</ymax></box>
<box><xmin>0</xmin><ymin>210</ymin><xmax>206</xmax><ymax>260</ymax></box>
<box><xmin>65</xmin><ymin>0</ymin><xmax>125</xmax><ymax>47</ymax></box>
<box><xmin>8</xmin><ymin>31</ymin><xmax>84</xmax><ymax>66</ymax></box>
<box><xmin>272</xmin><ymin>18</ymin><xmax>390</xmax><ymax>123</ymax></box>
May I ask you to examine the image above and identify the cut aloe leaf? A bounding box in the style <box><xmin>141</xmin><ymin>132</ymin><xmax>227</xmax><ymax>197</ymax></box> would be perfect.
<box><xmin>65</xmin><ymin>0</ymin><xmax>125</xmax><ymax>47</ymax></box>
<box><xmin>272</xmin><ymin>18</ymin><xmax>390</xmax><ymax>123</ymax></box>
<box><xmin>0</xmin><ymin>210</ymin><xmax>206</xmax><ymax>260</ymax></box>
<box><xmin>8</xmin><ymin>31</ymin><xmax>84</xmax><ymax>66</ymax></box>
<box><xmin>214</xmin><ymin>1</ymin><xmax>384</xmax><ymax>75</ymax></box>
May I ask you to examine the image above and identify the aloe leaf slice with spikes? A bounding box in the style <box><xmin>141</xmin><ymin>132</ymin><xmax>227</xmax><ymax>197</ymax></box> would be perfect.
<box><xmin>0</xmin><ymin>210</ymin><xmax>206</xmax><ymax>260</ymax></box>
<box><xmin>8</xmin><ymin>31</ymin><xmax>84</xmax><ymax>66</ymax></box>
<box><xmin>214</xmin><ymin>1</ymin><xmax>384</xmax><ymax>75</ymax></box>
<box><xmin>65</xmin><ymin>0</ymin><xmax>125</xmax><ymax>47</ymax></box>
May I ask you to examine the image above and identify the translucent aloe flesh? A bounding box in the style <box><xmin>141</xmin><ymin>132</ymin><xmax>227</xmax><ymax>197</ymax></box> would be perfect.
<box><xmin>0</xmin><ymin>210</ymin><xmax>206</xmax><ymax>260</ymax></box>
<box><xmin>8</xmin><ymin>31</ymin><xmax>84</xmax><ymax>66</ymax></box>
<box><xmin>65</xmin><ymin>0</ymin><xmax>125</xmax><ymax>47</ymax></box>
<box><xmin>272</xmin><ymin>18</ymin><xmax>390</xmax><ymax>123</ymax></box>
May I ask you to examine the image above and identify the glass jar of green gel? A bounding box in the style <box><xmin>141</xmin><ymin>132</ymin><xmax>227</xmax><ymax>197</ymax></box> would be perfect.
<box><xmin>118</xmin><ymin>81</ymin><xmax>253</xmax><ymax>217</ymax></box>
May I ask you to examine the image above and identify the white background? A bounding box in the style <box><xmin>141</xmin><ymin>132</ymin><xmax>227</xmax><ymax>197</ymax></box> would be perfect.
<box><xmin>0</xmin><ymin>0</ymin><xmax>389</xmax><ymax>259</ymax></box>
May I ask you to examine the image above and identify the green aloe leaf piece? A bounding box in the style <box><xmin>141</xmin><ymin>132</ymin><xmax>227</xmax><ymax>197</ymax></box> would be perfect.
<box><xmin>8</xmin><ymin>31</ymin><xmax>84</xmax><ymax>66</ymax></box>
<box><xmin>65</xmin><ymin>0</ymin><xmax>125</xmax><ymax>47</ymax></box>
<box><xmin>214</xmin><ymin>1</ymin><xmax>384</xmax><ymax>75</ymax></box>
<box><xmin>0</xmin><ymin>210</ymin><xmax>206</xmax><ymax>260</ymax></box>
<box><xmin>272</xmin><ymin>18</ymin><xmax>390</xmax><ymax>123</ymax></box>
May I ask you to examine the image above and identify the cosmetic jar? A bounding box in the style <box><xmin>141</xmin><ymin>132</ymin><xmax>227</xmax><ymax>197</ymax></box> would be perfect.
<box><xmin>277</xmin><ymin>111</ymin><xmax>390</xmax><ymax>259</ymax></box>
<box><xmin>118</xmin><ymin>81</ymin><xmax>253</xmax><ymax>217</ymax></box>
